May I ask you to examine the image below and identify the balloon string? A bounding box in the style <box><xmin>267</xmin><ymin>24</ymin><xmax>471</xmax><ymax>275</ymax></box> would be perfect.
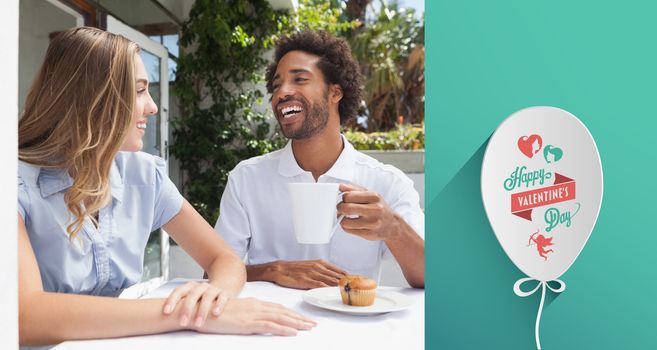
<box><xmin>535</xmin><ymin>282</ymin><xmax>546</xmax><ymax>349</ymax></box>
<box><xmin>513</xmin><ymin>277</ymin><xmax>566</xmax><ymax>350</ymax></box>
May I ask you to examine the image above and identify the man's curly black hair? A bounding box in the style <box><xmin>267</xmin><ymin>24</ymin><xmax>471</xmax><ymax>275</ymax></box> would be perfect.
<box><xmin>265</xmin><ymin>31</ymin><xmax>363</xmax><ymax>124</ymax></box>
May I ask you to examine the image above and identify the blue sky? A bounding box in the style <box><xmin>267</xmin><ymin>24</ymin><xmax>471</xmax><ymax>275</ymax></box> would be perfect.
<box><xmin>399</xmin><ymin>0</ymin><xmax>424</xmax><ymax>14</ymax></box>
<box><xmin>369</xmin><ymin>0</ymin><xmax>424</xmax><ymax>16</ymax></box>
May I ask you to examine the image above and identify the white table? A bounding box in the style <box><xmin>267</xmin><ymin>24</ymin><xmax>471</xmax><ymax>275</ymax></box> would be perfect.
<box><xmin>53</xmin><ymin>279</ymin><xmax>424</xmax><ymax>350</ymax></box>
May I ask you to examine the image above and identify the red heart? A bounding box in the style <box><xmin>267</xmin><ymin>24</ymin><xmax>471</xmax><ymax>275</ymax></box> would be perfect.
<box><xmin>517</xmin><ymin>134</ymin><xmax>543</xmax><ymax>158</ymax></box>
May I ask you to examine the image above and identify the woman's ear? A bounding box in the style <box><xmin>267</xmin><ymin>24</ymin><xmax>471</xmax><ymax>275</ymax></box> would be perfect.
<box><xmin>330</xmin><ymin>84</ymin><xmax>343</xmax><ymax>104</ymax></box>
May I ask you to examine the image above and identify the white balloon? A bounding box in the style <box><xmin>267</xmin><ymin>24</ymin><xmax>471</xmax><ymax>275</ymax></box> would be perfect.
<box><xmin>481</xmin><ymin>106</ymin><xmax>603</xmax><ymax>282</ymax></box>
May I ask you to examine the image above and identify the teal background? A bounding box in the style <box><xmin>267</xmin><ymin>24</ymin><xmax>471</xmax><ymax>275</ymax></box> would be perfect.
<box><xmin>426</xmin><ymin>1</ymin><xmax>657</xmax><ymax>349</ymax></box>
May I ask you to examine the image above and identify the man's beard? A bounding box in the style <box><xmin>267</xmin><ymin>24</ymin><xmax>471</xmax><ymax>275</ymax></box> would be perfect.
<box><xmin>278</xmin><ymin>92</ymin><xmax>330</xmax><ymax>140</ymax></box>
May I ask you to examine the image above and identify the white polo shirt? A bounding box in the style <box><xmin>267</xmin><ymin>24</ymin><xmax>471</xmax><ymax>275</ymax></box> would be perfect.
<box><xmin>214</xmin><ymin>136</ymin><xmax>424</xmax><ymax>281</ymax></box>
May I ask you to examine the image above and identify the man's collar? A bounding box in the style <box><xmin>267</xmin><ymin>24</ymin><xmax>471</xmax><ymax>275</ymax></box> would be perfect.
<box><xmin>277</xmin><ymin>134</ymin><xmax>356</xmax><ymax>182</ymax></box>
<box><xmin>323</xmin><ymin>135</ymin><xmax>355</xmax><ymax>182</ymax></box>
<box><xmin>277</xmin><ymin>141</ymin><xmax>306</xmax><ymax>177</ymax></box>
<box><xmin>38</xmin><ymin>160</ymin><xmax>124</xmax><ymax>202</ymax></box>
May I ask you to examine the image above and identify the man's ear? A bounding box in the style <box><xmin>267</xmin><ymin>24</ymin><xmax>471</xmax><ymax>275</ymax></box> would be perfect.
<box><xmin>329</xmin><ymin>84</ymin><xmax>343</xmax><ymax>104</ymax></box>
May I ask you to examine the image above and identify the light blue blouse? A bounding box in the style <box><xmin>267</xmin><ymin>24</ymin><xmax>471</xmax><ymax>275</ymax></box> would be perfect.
<box><xmin>18</xmin><ymin>152</ymin><xmax>184</xmax><ymax>297</ymax></box>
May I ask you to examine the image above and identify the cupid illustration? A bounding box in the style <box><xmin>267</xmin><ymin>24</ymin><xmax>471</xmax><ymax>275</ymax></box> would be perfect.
<box><xmin>528</xmin><ymin>230</ymin><xmax>554</xmax><ymax>261</ymax></box>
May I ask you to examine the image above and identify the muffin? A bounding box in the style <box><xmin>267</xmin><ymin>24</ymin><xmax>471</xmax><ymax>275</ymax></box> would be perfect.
<box><xmin>339</xmin><ymin>275</ymin><xmax>377</xmax><ymax>306</ymax></box>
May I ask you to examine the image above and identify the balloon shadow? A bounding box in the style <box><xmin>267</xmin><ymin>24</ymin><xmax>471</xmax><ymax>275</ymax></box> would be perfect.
<box><xmin>427</xmin><ymin>136</ymin><xmax>562</xmax><ymax>347</ymax></box>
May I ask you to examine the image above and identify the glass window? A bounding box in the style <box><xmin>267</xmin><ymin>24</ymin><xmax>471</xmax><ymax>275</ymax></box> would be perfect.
<box><xmin>149</xmin><ymin>34</ymin><xmax>178</xmax><ymax>81</ymax></box>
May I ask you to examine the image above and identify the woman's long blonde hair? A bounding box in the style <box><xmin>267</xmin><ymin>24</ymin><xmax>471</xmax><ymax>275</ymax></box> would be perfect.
<box><xmin>19</xmin><ymin>27</ymin><xmax>140</xmax><ymax>240</ymax></box>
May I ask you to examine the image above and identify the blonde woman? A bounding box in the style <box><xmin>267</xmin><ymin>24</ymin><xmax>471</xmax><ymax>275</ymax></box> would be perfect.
<box><xmin>18</xmin><ymin>27</ymin><xmax>314</xmax><ymax>347</ymax></box>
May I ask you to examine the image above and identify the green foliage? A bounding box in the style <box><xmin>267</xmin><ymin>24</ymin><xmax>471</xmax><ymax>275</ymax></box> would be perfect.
<box><xmin>171</xmin><ymin>0</ymin><xmax>288</xmax><ymax>223</ymax></box>
<box><xmin>350</xmin><ymin>1</ymin><xmax>424</xmax><ymax>131</ymax></box>
<box><xmin>276</xmin><ymin>0</ymin><xmax>360</xmax><ymax>36</ymax></box>
<box><xmin>344</xmin><ymin>123</ymin><xmax>424</xmax><ymax>150</ymax></box>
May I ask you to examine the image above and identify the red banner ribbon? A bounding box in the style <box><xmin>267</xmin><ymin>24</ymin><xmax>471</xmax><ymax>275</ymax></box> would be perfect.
<box><xmin>511</xmin><ymin>173</ymin><xmax>576</xmax><ymax>221</ymax></box>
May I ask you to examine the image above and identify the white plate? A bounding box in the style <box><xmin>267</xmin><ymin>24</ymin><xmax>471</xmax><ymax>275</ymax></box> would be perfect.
<box><xmin>301</xmin><ymin>287</ymin><xmax>414</xmax><ymax>315</ymax></box>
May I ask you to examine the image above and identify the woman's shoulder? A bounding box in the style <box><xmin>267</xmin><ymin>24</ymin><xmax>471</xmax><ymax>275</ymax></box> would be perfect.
<box><xmin>113</xmin><ymin>151</ymin><xmax>167</xmax><ymax>185</ymax></box>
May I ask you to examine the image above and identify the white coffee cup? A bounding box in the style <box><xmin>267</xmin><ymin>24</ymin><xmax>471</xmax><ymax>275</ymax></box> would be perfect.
<box><xmin>288</xmin><ymin>182</ymin><xmax>345</xmax><ymax>244</ymax></box>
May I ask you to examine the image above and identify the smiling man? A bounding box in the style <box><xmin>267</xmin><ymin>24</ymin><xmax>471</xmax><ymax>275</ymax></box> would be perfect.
<box><xmin>214</xmin><ymin>31</ymin><xmax>424</xmax><ymax>289</ymax></box>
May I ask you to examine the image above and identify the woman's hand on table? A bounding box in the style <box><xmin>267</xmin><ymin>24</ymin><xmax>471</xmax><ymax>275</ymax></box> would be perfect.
<box><xmin>192</xmin><ymin>297</ymin><xmax>316</xmax><ymax>336</ymax></box>
<box><xmin>163</xmin><ymin>281</ymin><xmax>231</xmax><ymax>328</ymax></box>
